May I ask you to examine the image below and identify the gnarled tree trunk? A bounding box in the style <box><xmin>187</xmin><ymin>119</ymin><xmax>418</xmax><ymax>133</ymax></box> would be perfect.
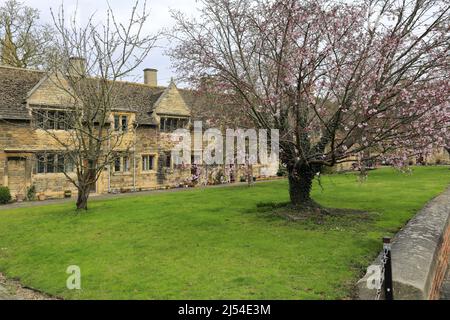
<box><xmin>76</xmin><ymin>184</ymin><xmax>90</xmax><ymax>210</ymax></box>
<box><xmin>287</xmin><ymin>164</ymin><xmax>319</xmax><ymax>208</ymax></box>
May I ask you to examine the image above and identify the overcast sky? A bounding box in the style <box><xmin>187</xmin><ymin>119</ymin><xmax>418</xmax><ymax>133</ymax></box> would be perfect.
<box><xmin>14</xmin><ymin>0</ymin><xmax>202</xmax><ymax>87</ymax></box>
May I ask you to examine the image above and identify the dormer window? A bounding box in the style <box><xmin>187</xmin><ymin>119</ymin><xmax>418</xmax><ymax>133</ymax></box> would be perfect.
<box><xmin>35</xmin><ymin>110</ymin><xmax>72</xmax><ymax>130</ymax></box>
<box><xmin>114</xmin><ymin>115</ymin><xmax>120</xmax><ymax>131</ymax></box>
<box><xmin>160</xmin><ymin>117</ymin><xmax>189</xmax><ymax>132</ymax></box>
<box><xmin>122</xmin><ymin>116</ymin><xmax>128</xmax><ymax>132</ymax></box>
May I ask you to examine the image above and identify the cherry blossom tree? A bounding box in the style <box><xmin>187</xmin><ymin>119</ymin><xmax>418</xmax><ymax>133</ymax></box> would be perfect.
<box><xmin>170</xmin><ymin>0</ymin><xmax>449</xmax><ymax>210</ymax></box>
<box><xmin>182</xmin><ymin>81</ymin><xmax>258</xmax><ymax>186</ymax></box>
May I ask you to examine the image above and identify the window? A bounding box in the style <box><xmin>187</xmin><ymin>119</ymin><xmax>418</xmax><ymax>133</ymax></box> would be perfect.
<box><xmin>35</xmin><ymin>110</ymin><xmax>72</xmax><ymax>130</ymax></box>
<box><xmin>65</xmin><ymin>157</ymin><xmax>75</xmax><ymax>172</ymax></box>
<box><xmin>122</xmin><ymin>116</ymin><xmax>128</xmax><ymax>132</ymax></box>
<box><xmin>164</xmin><ymin>152</ymin><xmax>172</xmax><ymax>168</ymax></box>
<box><xmin>142</xmin><ymin>155</ymin><xmax>155</xmax><ymax>171</ymax></box>
<box><xmin>160</xmin><ymin>117</ymin><xmax>189</xmax><ymax>132</ymax></box>
<box><xmin>123</xmin><ymin>156</ymin><xmax>130</xmax><ymax>172</ymax></box>
<box><xmin>46</xmin><ymin>154</ymin><xmax>55</xmax><ymax>173</ymax></box>
<box><xmin>47</xmin><ymin>113</ymin><xmax>55</xmax><ymax>131</ymax></box>
<box><xmin>114</xmin><ymin>157</ymin><xmax>121</xmax><ymax>172</ymax></box>
<box><xmin>114</xmin><ymin>115</ymin><xmax>120</xmax><ymax>131</ymax></box>
<box><xmin>57</xmin><ymin>155</ymin><xmax>65</xmax><ymax>172</ymax></box>
<box><xmin>37</xmin><ymin>155</ymin><xmax>46</xmax><ymax>174</ymax></box>
<box><xmin>36</xmin><ymin>112</ymin><xmax>45</xmax><ymax>128</ymax></box>
<box><xmin>114</xmin><ymin>114</ymin><xmax>129</xmax><ymax>132</ymax></box>
<box><xmin>113</xmin><ymin>155</ymin><xmax>131</xmax><ymax>173</ymax></box>
<box><xmin>35</xmin><ymin>153</ymin><xmax>73</xmax><ymax>174</ymax></box>
<box><xmin>57</xmin><ymin>112</ymin><xmax>66</xmax><ymax>130</ymax></box>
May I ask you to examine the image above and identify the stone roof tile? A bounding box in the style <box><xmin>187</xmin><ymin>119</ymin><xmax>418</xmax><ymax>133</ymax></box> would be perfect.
<box><xmin>0</xmin><ymin>65</ymin><xmax>177</xmax><ymax>126</ymax></box>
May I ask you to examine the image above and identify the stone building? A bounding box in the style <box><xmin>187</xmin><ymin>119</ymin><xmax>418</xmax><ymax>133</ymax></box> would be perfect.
<box><xmin>0</xmin><ymin>63</ymin><xmax>278</xmax><ymax>199</ymax></box>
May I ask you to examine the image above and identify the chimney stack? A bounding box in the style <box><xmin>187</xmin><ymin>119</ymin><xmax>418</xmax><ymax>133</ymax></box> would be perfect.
<box><xmin>144</xmin><ymin>68</ymin><xmax>158</xmax><ymax>87</ymax></box>
<box><xmin>68</xmin><ymin>57</ymin><xmax>86</xmax><ymax>76</ymax></box>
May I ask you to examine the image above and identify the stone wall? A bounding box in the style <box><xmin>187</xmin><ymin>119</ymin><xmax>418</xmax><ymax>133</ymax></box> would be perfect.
<box><xmin>32</xmin><ymin>173</ymin><xmax>78</xmax><ymax>198</ymax></box>
<box><xmin>0</xmin><ymin>152</ymin><xmax>5</xmax><ymax>187</ymax></box>
<box><xmin>357</xmin><ymin>187</ymin><xmax>450</xmax><ymax>300</ymax></box>
<box><xmin>429</xmin><ymin>223</ymin><xmax>450</xmax><ymax>299</ymax></box>
<box><xmin>27</xmin><ymin>75</ymin><xmax>72</xmax><ymax>107</ymax></box>
<box><xmin>426</xmin><ymin>148</ymin><xmax>450</xmax><ymax>165</ymax></box>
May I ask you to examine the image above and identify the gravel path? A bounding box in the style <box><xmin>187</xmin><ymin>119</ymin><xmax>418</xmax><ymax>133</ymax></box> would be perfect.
<box><xmin>0</xmin><ymin>273</ymin><xmax>56</xmax><ymax>300</ymax></box>
<box><xmin>0</xmin><ymin>284</ymin><xmax>14</xmax><ymax>300</ymax></box>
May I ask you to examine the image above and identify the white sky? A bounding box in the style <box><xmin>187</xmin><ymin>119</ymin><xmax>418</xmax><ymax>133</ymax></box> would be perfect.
<box><xmin>10</xmin><ymin>0</ymin><xmax>203</xmax><ymax>87</ymax></box>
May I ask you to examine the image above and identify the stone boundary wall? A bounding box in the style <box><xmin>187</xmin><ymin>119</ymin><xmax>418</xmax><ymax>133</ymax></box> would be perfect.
<box><xmin>357</xmin><ymin>187</ymin><xmax>450</xmax><ymax>300</ymax></box>
<box><xmin>429</xmin><ymin>224</ymin><xmax>450</xmax><ymax>299</ymax></box>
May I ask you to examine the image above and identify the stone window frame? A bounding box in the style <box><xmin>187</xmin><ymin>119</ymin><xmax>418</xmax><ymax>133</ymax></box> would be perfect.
<box><xmin>162</xmin><ymin>151</ymin><xmax>172</xmax><ymax>169</ymax></box>
<box><xmin>141</xmin><ymin>154</ymin><xmax>156</xmax><ymax>172</ymax></box>
<box><xmin>113</xmin><ymin>157</ymin><xmax>121</xmax><ymax>172</ymax></box>
<box><xmin>159</xmin><ymin>116</ymin><xmax>190</xmax><ymax>133</ymax></box>
<box><xmin>112</xmin><ymin>153</ymin><xmax>132</xmax><ymax>174</ymax></box>
<box><xmin>113</xmin><ymin>113</ymin><xmax>129</xmax><ymax>133</ymax></box>
<box><xmin>34</xmin><ymin>109</ymin><xmax>74</xmax><ymax>131</ymax></box>
<box><xmin>123</xmin><ymin>156</ymin><xmax>131</xmax><ymax>173</ymax></box>
<box><xmin>35</xmin><ymin>152</ymin><xmax>75</xmax><ymax>175</ymax></box>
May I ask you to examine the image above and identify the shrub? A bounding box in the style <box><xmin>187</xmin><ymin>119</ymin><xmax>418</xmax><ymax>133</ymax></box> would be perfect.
<box><xmin>26</xmin><ymin>185</ymin><xmax>37</xmax><ymax>201</ymax></box>
<box><xmin>0</xmin><ymin>186</ymin><xmax>12</xmax><ymax>204</ymax></box>
<box><xmin>214</xmin><ymin>169</ymin><xmax>225</xmax><ymax>185</ymax></box>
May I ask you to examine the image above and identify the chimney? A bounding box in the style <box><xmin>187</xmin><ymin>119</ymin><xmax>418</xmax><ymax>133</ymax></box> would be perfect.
<box><xmin>68</xmin><ymin>57</ymin><xmax>86</xmax><ymax>76</ymax></box>
<box><xmin>144</xmin><ymin>68</ymin><xmax>158</xmax><ymax>87</ymax></box>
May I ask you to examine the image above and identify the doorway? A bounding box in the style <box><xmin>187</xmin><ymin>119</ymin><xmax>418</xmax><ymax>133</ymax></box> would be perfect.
<box><xmin>7</xmin><ymin>157</ymin><xmax>28</xmax><ymax>196</ymax></box>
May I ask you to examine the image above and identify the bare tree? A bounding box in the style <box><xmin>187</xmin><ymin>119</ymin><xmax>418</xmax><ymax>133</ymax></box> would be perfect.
<box><xmin>32</xmin><ymin>1</ymin><xmax>159</xmax><ymax>210</ymax></box>
<box><xmin>0</xmin><ymin>0</ymin><xmax>54</xmax><ymax>68</ymax></box>
<box><xmin>170</xmin><ymin>0</ymin><xmax>449</xmax><ymax>211</ymax></box>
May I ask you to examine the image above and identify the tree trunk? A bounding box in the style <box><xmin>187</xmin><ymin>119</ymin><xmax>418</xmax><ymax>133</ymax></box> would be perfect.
<box><xmin>288</xmin><ymin>166</ymin><xmax>315</xmax><ymax>207</ymax></box>
<box><xmin>76</xmin><ymin>185</ymin><xmax>90</xmax><ymax>210</ymax></box>
<box><xmin>247</xmin><ymin>163</ymin><xmax>253</xmax><ymax>187</ymax></box>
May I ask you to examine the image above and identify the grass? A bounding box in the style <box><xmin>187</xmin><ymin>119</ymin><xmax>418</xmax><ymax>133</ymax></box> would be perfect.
<box><xmin>0</xmin><ymin>166</ymin><xmax>449</xmax><ymax>300</ymax></box>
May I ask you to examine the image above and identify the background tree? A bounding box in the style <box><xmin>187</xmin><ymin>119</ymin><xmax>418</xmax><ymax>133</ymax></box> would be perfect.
<box><xmin>0</xmin><ymin>0</ymin><xmax>54</xmax><ymax>68</ymax></box>
<box><xmin>34</xmin><ymin>1</ymin><xmax>159</xmax><ymax>210</ymax></box>
<box><xmin>170</xmin><ymin>0</ymin><xmax>449</xmax><ymax>211</ymax></box>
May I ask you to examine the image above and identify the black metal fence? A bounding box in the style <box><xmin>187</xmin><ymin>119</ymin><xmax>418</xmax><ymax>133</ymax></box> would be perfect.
<box><xmin>382</xmin><ymin>237</ymin><xmax>394</xmax><ymax>300</ymax></box>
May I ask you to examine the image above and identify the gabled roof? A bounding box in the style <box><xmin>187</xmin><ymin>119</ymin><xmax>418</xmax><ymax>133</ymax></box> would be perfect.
<box><xmin>110</xmin><ymin>82</ymin><xmax>165</xmax><ymax>125</ymax></box>
<box><xmin>153</xmin><ymin>79</ymin><xmax>191</xmax><ymax>117</ymax></box>
<box><xmin>0</xmin><ymin>65</ymin><xmax>190</xmax><ymax>125</ymax></box>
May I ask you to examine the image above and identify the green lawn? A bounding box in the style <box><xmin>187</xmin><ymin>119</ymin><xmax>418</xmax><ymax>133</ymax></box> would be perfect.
<box><xmin>0</xmin><ymin>166</ymin><xmax>449</xmax><ymax>300</ymax></box>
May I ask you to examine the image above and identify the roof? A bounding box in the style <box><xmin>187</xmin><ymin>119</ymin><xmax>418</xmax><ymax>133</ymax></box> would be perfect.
<box><xmin>0</xmin><ymin>65</ymin><xmax>182</xmax><ymax>125</ymax></box>
<box><xmin>111</xmin><ymin>82</ymin><xmax>165</xmax><ymax>125</ymax></box>
<box><xmin>0</xmin><ymin>65</ymin><xmax>44</xmax><ymax>120</ymax></box>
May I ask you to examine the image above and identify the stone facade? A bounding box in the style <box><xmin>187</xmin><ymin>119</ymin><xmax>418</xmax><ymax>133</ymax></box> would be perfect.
<box><xmin>0</xmin><ymin>65</ymin><xmax>278</xmax><ymax>200</ymax></box>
